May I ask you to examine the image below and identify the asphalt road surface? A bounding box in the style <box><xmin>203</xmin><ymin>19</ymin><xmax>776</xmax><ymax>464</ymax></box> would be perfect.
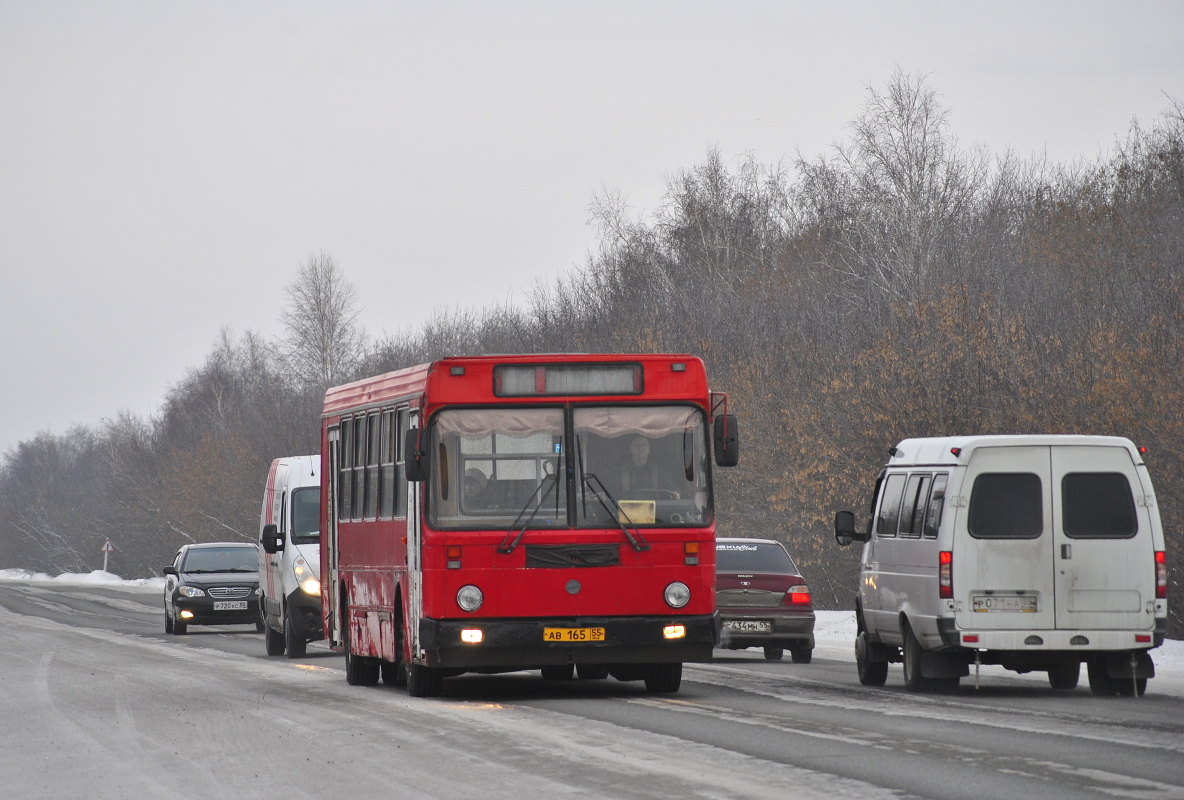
<box><xmin>2</xmin><ymin>580</ymin><xmax>1182</xmax><ymax>800</ymax></box>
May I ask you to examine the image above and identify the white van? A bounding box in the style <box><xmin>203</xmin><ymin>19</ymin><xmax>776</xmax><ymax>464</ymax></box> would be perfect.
<box><xmin>834</xmin><ymin>435</ymin><xmax>1168</xmax><ymax>695</ymax></box>
<box><xmin>259</xmin><ymin>455</ymin><xmax>323</xmax><ymax>658</ymax></box>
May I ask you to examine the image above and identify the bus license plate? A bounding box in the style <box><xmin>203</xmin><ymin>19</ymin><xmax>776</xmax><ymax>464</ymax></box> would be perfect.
<box><xmin>722</xmin><ymin>620</ymin><xmax>772</xmax><ymax>633</ymax></box>
<box><xmin>972</xmin><ymin>595</ymin><xmax>1037</xmax><ymax>612</ymax></box>
<box><xmin>213</xmin><ymin>601</ymin><xmax>248</xmax><ymax>611</ymax></box>
<box><xmin>543</xmin><ymin>627</ymin><xmax>605</xmax><ymax>642</ymax></box>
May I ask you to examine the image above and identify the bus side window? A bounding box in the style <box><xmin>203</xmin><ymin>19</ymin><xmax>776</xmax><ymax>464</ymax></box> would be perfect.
<box><xmin>395</xmin><ymin>408</ymin><xmax>409</xmax><ymax>518</ymax></box>
<box><xmin>339</xmin><ymin>417</ymin><xmax>354</xmax><ymax>522</ymax></box>
<box><xmin>380</xmin><ymin>409</ymin><xmax>395</xmax><ymax>520</ymax></box>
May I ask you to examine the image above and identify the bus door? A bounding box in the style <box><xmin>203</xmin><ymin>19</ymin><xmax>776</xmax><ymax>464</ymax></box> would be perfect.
<box><xmin>326</xmin><ymin>427</ymin><xmax>342</xmax><ymax>648</ymax></box>
<box><xmin>407</xmin><ymin>412</ymin><xmax>425</xmax><ymax>660</ymax></box>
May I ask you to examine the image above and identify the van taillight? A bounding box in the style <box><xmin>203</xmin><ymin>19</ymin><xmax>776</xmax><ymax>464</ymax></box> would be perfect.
<box><xmin>786</xmin><ymin>584</ymin><xmax>812</xmax><ymax>607</ymax></box>
<box><xmin>1156</xmin><ymin>551</ymin><xmax>1167</xmax><ymax>599</ymax></box>
<box><xmin>939</xmin><ymin>551</ymin><xmax>953</xmax><ymax>599</ymax></box>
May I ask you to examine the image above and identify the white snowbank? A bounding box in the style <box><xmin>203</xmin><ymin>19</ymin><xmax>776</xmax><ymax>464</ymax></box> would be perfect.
<box><xmin>0</xmin><ymin>568</ymin><xmax>165</xmax><ymax>590</ymax></box>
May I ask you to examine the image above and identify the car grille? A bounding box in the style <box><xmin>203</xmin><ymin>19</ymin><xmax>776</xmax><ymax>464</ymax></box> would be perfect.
<box><xmin>207</xmin><ymin>586</ymin><xmax>254</xmax><ymax>600</ymax></box>
<box><xmin>716</xmin><ymin>588</ymin><xmax>783</xmax><ymax>608</ymax></box>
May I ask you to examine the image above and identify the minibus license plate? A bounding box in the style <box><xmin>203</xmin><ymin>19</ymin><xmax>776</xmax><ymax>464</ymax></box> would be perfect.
<box><xmin>972</xmin><ymin>595</ymin><xmax>1036</xmax><ymax>612</ymax></box>
<box><xmin>213</xmin><ymin>601</ymin><xmax>248</xmax><ymax>611</ymax></box>
<box><xmin>543</xmin><ymin>627</ymin><xmax>605</xmax><ymax>642</ymax></box>
<box><xmin>722</xmin><ymin>620</ymin><xmax>772</xmax><ymax>633</ymax></box>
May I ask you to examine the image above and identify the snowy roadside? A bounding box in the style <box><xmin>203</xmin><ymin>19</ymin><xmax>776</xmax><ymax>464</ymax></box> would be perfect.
<box><xmin>3</xmin><ymin>568</ymin><xmax>1181</xmax><ymax>696</ymax></box>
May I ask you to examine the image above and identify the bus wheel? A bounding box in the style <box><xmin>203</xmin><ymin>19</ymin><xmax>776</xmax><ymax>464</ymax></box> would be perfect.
<box><xmin>576</xmin><ymin>663</ymin><xmax>609</xmax><ymax>680</ymax></box>
<box><xmin>343</xmin><ymin>605</ymin><xmax>379</xmax><ymax>686</ymax></box>
<box><xmin>407</xmin><ymin>663</ymin><xmax>443</xmax><ymax>698</ymax></box>
<box><xmin>1048</xmin><ymin>663</ymin><xmax>1080</xmax><ymax>690</ymax></box>
<box><xmin>644</xmin><ymin>663</ymin><xmax>682</xmax><ymax>694</ymax></box>
<box><xmin>284</xmin><ymin>606</ymin><xmax>306</xmax><ymax>659</ymax></box>
<box><xmin>541</xmin><ymin>664</ymin><xmax>574</xmax><ymax>680</ymax></box>
<box><xmin>264</xmin><ymin>615</ymin><xmax>285</xmax><ymax>656</ymax></box>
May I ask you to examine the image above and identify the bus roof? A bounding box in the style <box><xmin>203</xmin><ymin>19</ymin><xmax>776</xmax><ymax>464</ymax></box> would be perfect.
<box><xmin>322</xmin><ymin>354</ymin><xmax>711</xmax><ymax>418</ymax></box>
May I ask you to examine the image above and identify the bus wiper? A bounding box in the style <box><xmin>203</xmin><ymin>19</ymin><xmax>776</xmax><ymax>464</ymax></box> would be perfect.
<box><xmin>580</xmin><ymin>471</ymin><xmax>650</xmax><ymax>552</ymax></box>
<box><xmin>497</xmin><ymin>473</ymin><xmax>559</xmax><ymax>554</ymax></box>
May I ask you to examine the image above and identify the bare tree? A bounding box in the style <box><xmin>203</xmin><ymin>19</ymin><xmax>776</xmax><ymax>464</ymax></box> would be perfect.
<box><xmin>281</xmin><ymin>252</ymin><xmax>365</xmax><ymax>388</ymax></box>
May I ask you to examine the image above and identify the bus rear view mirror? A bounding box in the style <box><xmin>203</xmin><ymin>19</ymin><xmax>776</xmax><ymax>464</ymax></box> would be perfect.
<box><xmin>404</xmin><ymin>433</ymin><xmax>429</xmax><ymax>482</ymax></box>
<box><xmin>261</xmin><ymin>523</ymin><xmax>284</xmax><ymax>554</ymax></box>
<box><xmin>713</xmin><ymin>415</ymin><xmax>739</xmax><ymax>467</ymax></box>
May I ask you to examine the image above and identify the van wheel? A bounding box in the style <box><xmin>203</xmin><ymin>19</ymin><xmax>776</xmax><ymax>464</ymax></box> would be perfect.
<box><xmin>902</xmin><ymin>626</ymin><xmax>930</xmax><ymax>692</ymax></box>
<box><xmin>1048</xmin><ymin>663</ymin><xmax>1080</xmax><ymax>690</ymax></box>
<box><xmin>644</xmin><ymin>663</ymin><xmax>682</xmax><ymax>694</ymax></box>
<box><xmin>1087</xmin><ymin>659</ymin><xmax>1119</xmax><ymax>696</ymax></box>
<box><xmin>763</xmin><ymin>646</ymin><xmax>784</xmax><ymax>661</ymax></box>
<box><xmin>790</xmin><ymin>647</ymin><xmax>813</xmax><ymax>664</ymax></box>
<box><xmin>407</xmin><ymin>663</ymin><xmax>443</xmax><ymax>697</ymax></box>
<box><xmin>284</xmin><ymin>606</ymin><xmax>306</xmax><ymax>658</ymax></box>
<box><xmin>856</xmin><ymin>631</ymin><xmax>888</xmax><ymax>686</ymax></box>
<box><xmin>264</xmin><ymin>616</ymin><xmax>285</xmax><ymax>656</ymax></box>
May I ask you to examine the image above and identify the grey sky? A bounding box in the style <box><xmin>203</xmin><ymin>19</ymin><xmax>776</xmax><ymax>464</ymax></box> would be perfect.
<box><xmin>2</xmin><ymin>1</ymin><xmax>1181</xmax><ymax>454</ymax></box>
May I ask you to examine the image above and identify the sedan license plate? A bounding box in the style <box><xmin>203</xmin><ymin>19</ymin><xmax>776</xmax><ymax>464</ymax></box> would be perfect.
<box><xmin>213</xmin><ymin>601</ymin><xmax>248</xmax><ymax>611</ymax></box>
<box><xmin>972</xmin><ymin>595</ymin><xmax>1037</xmax><ymax>612</ymax></box>
<box><xmin>543</xmin><ymin>627</ymin><xmax>605</xmax><ymax>643</ymax></box>
<box><xmin>722</xmin><ymin>620</ymin><xmax>772</xmax><ymax>633</ymax></box>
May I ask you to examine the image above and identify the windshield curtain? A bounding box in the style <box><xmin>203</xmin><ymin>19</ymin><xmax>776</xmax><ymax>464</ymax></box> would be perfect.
<box><xmin>427</xmin><ymin>405</ymin><xmax>712</xmax><ymax>531</ymax></box>
<box><xmin>291</xmin><ymin>486</ymin><xmax>321</xmax><ymax>545</ymax></box>
<box><xmin>573</xmin><ymin>406</ymin><xmax>710</xmax><ymax>528</ymax></box>
<box><xmin>429</xmin><ymin>408</ymin><xmax>567</xmax><ymax>530</ymax></box>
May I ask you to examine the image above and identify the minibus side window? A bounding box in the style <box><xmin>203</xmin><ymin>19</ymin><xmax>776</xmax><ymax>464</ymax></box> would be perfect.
<box><xmin>1062</xmin><ymin>473</ymin><xmax>1137</xmax><ymax>539</ymax></box>
<box><xmin>898</xmin><ymin>474</ymin><xmax>931</xmax><ymax>538</ymax></box>
<box><xmin>876</xmin><ymin>473</ymin><xmax>907</xmax><ymax>538</ymax></box>
<box><xmin>923</xmin><ymin>473</ymin><xmax>948</xmax><ymax>538</ymax></box>
<box><xmin>969</xmin><ymin>473</ymin><xmax>1043</xmax><ymax>539</ymax></box>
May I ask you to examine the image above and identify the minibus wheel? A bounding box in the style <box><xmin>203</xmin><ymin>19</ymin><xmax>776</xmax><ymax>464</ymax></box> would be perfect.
<box><xmin>902</xmin><ymin>625</ymin><xmax>929</xmax><ymax>692</ymax></box>
<box><xmin>1048</xmin><ymin>663</ymin><xmax>1080</xmax><ymax>690</ymax></box>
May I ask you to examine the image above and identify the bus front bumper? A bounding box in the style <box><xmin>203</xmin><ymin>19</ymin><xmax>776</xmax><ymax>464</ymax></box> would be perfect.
<box><xmin>419</xmin><ymin>613</ymin><xmax>719</xmax><ymax>670</ymax></box>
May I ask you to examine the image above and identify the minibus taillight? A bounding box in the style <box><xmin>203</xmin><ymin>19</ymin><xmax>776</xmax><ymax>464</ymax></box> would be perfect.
<box><xmin>939</xmin><ymin>551</ymin><xmax>953</xmax><ymax>599</ymax></box>
<box><xmin>1156</xmin><ymin>551</ymin><xmax>1167</xmax><ymax>599</ymax></box>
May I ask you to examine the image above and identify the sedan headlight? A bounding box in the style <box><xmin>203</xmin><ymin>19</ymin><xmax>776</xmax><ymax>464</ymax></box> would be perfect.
<box><xmin>177</xmin><ymin>585</ymin><xmax>206</xmax><ymax>598</ymax></box>
<box><xmin>456</xmin><ymin>584</ymin><xmax>484</xmax><ymax>613</ymax></box>
<box><xmin>664</xmin><ymin>581</ymin><xmax>691</xmax><ymax>609</ymax></box>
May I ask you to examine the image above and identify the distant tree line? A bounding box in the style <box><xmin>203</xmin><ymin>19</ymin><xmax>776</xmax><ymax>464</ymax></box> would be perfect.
<box><xmin>2</xmin><ymin>73</ymin><xmax>1181</xmax><ymax>634</ymax></box>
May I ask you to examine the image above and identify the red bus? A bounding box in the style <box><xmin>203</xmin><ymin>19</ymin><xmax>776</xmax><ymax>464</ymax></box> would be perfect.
<box><xmin>319</xmin><ymin>354</ymin><xmax>739</xmax><ymax>696</ymax></box>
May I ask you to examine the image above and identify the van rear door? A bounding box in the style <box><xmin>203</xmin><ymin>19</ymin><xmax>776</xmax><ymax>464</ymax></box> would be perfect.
<box><xmin>953</xmin><ymin>446</ymin><xmax>1056</xmax><ymax>632</ymax></box>
<box><xmin>1050</xmin><ymin>446</ymin><xmax>1154</xmax><ymax>631</ymax></box>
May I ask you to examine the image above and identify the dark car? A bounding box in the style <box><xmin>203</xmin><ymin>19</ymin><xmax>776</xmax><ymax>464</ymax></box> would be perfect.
<box><xmin>163</xmin><ymin>542</ymin><xmax>264</xmax><ymax>635</ymax></box>
<box><xmin>715</xmin><ymin>537</ymin><xmax>815</xmax><ymax>662</ymax></box>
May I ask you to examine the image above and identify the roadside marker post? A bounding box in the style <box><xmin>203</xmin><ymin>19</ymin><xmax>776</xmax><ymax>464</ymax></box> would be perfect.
<box><xmin>101</xmin><ymin>538</ymin><xmax>114</xmax><ymax>573</ymax></box>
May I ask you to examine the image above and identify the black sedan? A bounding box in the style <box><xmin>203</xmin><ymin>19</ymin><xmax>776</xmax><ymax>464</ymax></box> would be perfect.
<box><xmin>163</xmin><ymin>542</ymin><xmax>264</xmax><ymax>635</ymax></box>
<box><xmin>716</xmin><ymin>537</ymin><xmax>815</xmax><ymax>662</ymax></box>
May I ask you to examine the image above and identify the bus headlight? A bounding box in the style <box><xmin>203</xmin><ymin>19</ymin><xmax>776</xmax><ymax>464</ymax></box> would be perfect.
<box><xmin>664</xmin><ymin>581</ymin><xmax>691</xmax><ymax>609</ymax></box>
<box><xmin>457</xmin><ymin>584</ymin><xmax>484</xmax><ymax>612</ymax></box>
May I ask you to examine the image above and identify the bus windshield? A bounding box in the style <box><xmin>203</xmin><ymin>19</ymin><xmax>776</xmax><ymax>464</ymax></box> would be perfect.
<box><xmin>427</xmin><ymin>405</ymin><xmax>711</xmax><ymax>530</ymax></box>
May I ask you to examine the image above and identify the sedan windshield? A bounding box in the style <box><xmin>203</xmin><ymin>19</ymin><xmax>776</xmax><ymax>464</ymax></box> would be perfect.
<box><xmin>182</xmin><ymin>546</ymin><xmax>259</xmax><ymax>573</ymax></box>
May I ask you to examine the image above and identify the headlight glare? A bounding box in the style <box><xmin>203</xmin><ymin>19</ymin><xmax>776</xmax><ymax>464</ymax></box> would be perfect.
<box><xmin>301</xmin><ymin>578</ymin><xmax>321</xmax><ymax>596</ymax></box>
<box><xmin>177</xmin><ymin>585</ymin><xmax>206</xmax><ymax>598</ymax></box>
